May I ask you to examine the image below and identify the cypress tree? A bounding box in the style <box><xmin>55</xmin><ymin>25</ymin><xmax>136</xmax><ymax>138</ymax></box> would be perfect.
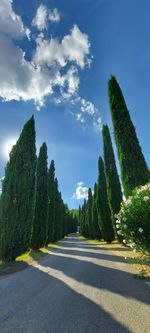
<box><xmin>80</xmin><ymin>200</ymin><xmax>87</xmax><ymax>237</ymax></box>
<box><xmin>0</xmin><ymin>116</ymin><xmax>36</xmax><ymax>261</ymax></box>
<box><xmin>47</xmin><ymin>160</ymin><xmax>55</xmax><ymax>243</ymax></box>
<box><xmin>78</xmin><ymin>205</ymin><xmax>81</xmax><ymax>234</ymax></box>
<box><xmin>53</xmin><ymin>178</ymin><xmax>60</xmax><ymax>241</ymax></box>
<box><xmin>87</xmin><ymin>188</ymin><xmax>94</xmax><ymax>238</ymax></box>
<box><xmin>108</xmin><ymin>76</ymin><xmax>149</xmax><ymax>197</ymax></box>
<box><xmin>97</xmin><ymin>157</ymin><xmax>115</xmax><ymax>243</ymax></box>
<box><xmin>102</xmin><ymin>124</ymin><xmax>123</xmax><ymax>237</ymax></box>
<box><xmin>92</xmin><ymin>183</ymin><xmax>101</xmax><ymax>240</ymax></box>
<box><xmin>31</xmin><ymin>143</ymin><xmax>48</xmax><ymax>249</ymax></box>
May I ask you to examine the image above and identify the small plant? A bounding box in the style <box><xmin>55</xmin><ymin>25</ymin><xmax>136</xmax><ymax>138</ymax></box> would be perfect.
<box><xmin>115</xmin><ymin>182</ymin><xmax>150</xmax><ymax>253</ymax></box>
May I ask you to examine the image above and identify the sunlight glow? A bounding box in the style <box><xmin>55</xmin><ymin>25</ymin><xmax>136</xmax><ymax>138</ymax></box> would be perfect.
<box><xmin>2</xmin><ymin>138</ymin><xmax>18</xmax><ymax>159</ymax></box>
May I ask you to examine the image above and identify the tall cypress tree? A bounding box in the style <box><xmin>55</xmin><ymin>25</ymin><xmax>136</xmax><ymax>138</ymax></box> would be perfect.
<box><xmin>102</xmin><ymin>124</ymin><xmax>122</xmax><ymax>236</ymax></box>
<box><xmin>0</xmin><ymin>116</ymin><xmax>36</xmax><ymax>261</ymax></box>
<box><xmin>47</xmin><ymin>160</ymin><xmax>55</xmax><ymax>243</ymax></box>
<box><xmin>87</xmin><ymin>188</ymin><xmax>94</xmax><ymax>238</ymax></box>
<box><xmin>31</xmin><ymin>143</ymin><xmax>48</xmax><ymax>249</ymax></box>
<box><xmin>97</xmin><ymin>157</ymin><xmax>115</xmax><ymax>243</ymax></box>
<box><xmin>92</xmin><ymin>183</ymin><xmax>101</xmax><ymax>240</ymax></box>
<box><xmin>108</xmin><ymin>76</ymin><xmax>149</xmax><ymax>197</ymax></box>
<box><xmin>53</xmin><ymin>178</ymin><xmax>60</xmax><ymax>241</ymax></box>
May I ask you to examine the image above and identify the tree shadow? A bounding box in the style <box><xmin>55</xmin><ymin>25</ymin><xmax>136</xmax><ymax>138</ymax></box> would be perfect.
<box><xmin>0</xmin><ymin>264</ymin><xmax>133</xmax><ymax>333</ymax></box>
<box><xmin>41</xmin><ymin>250</ymin><xmax>150</xmax><ymax>305</ymax></box>
<box><xmin>0</xmin><ymin>260</ymin><xmax>30</xmax><ymax>278</ymax></box>
<box><xmin>49</xmin><ymin>246</ymin><xmax>126</xmax><ymax>264</ymax></box>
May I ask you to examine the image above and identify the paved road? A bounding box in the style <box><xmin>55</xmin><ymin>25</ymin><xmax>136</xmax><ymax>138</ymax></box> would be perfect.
<box><xmin>0</xmin><ymin>234</ymin><xmax>150</xmax><ymax>333</ymax></box>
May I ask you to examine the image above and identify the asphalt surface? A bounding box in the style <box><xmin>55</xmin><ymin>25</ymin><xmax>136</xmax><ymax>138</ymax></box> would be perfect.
<box><xmin>0</xmin><ymin>234</ymin><xmax>150</xmax><ymax>333</ymax></box>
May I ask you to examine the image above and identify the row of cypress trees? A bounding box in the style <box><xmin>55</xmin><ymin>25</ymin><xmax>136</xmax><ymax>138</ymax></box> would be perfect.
<box><xmin>79</xmin><ymin>76</ymin><xmax>149</xmax><ymax>242</ymax></box>
<box><xmin>0</xmin><ymin>116</ymin><xmax>77</xmax><ymax>262</ymax></box>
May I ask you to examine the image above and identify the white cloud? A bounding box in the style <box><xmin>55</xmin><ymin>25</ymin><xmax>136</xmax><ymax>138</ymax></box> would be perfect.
<box><xmin>76</xmin><ymin>113</ymin><xmax>85</xmax><ymax>123</ymax></box>
<box><xmin>32</xmin><ymin>4</ymin><xmax>48</xmax><ymax>31</ymax></box>
<box><xmin>93</xmin><ymin>116</ymin><xmax>102</xmax><ymax>132</ymax></box>
<box><xmin>0</xmin><ymin>1</ymin><xmax>100</xmax><ymax>130</ymax></box>
<box><xmin>32</xmin><ymin>5</ymin><xmax>60</xmax><ymax>31</ymax></box>
<box><xmin>0</xmin><ymin>0</ymin><xmax>30</xmax><ymax>39</ymax></box>
<box><xmin>49</xmin><ymin>8</ymin><xmax>60</xmax><ymax>23</ymax></box>
<box><xmin>0</xmin><ymin>18</ymin><xmax>91</xmax><ymax>108</ymax></box>
<box><xmin>80</xmin><ymin>98</ymin><xmax>98</xmax><ymax>115</ymax></box>
<box><xmin>33</xmin><ymin>25</ymin><xmax>91</xmax><ymax>69</ymax></box>
<box><xmin>72</xmin><ymin>182</ymin><xmax>89</xmax><ymax>200</ymax></box>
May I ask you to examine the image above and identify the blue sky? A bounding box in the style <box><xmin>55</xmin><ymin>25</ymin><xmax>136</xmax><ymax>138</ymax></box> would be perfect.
<box><xmin>0</xmin><ymin>0</ymin><xmax>150</xmax><ymax>209</ymax></box>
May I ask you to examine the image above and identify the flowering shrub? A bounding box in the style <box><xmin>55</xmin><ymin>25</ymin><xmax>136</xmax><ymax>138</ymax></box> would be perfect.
<box><xmin>115</xmin><ymin>182</ymin><xmax>150</xmax><ymax>252</ymax></box>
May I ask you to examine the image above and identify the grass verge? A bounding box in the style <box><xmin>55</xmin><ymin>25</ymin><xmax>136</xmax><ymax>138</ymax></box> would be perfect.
<box><xmin>0</xmin><ymin>243</ymin><xmax>55</xmax><ymax>276</ymax></box>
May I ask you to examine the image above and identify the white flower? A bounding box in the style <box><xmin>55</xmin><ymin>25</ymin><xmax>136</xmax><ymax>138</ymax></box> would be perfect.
<box><xmin>117</xmin><ymin>230</ymin><xmax>123</xmax><ymax>236</ymax></box>
<box><xmin>138</xmin><ymin>227</ymin><xmax>143</xmax><ymax>233</ymax></box>
<box><xmin>123</xmin><ymin>239</ymin><xmax>126</xmax><ymax>244</ymax></box>
<box><xmin>122</xmin><ymin>217</ymin><xmax>127</xmax><ymax>222</ymax></box>
<box><xmin>125</xmin><ymin>198</ymin><xmax>132</xmax><ymax>205</ymax></box>
<box><xmin>116</xmin><ymin>224</ymin><xmax>120</xmax><ymax>229</ymax></box>
<box><xmin>129</xmin><ymin>244</ymin><xmax>134</xmax><ymax>249</ymax></box>
<box><xmin>143</xmin><ymin>196</ymin><xmax>149</xmax><ymax>202</ymax></box>
<box><xmin>123</xmin><ymin>224</ymin><xmax>127</xmax><ymax>229</ymax></box>
<box><xmin>130</xmin><ymin>231</ymin><xmax>134</xmax><ymax>235</ymax></box>
<box><xmin>116</xmin><ymin>219</ymin><xmax>121</xmax><ymax>224</ymax></box>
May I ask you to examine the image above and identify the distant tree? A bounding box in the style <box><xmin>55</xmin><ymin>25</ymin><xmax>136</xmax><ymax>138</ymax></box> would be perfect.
<box><xmin>102</xmin><ymin>124</ymin><xmax>123</xmax><ymax>239</ymax></box>
<box><xmin>0</xmin><ymin>116</ymin><xmax>36</xmax><ymax>261</ymax></box>
<box><xmin>108</xmin><ymin>76</ymin><xmax>149</xmax><ymax>197</ymax></box>
<box><xmin>31</xmin><ymin>143</ymin><xmax>48</xmax><ymax>249</ymax></box>
<box><xmin>47</xmin><ymin>160</ymin><xmax>55</xmax><ymax>243</ymax></box>
<box><xmin>97</xmin><ymin>157</ymin><xmax>115</xmax><ymax>242</ymax></box>
<box><xmin>53</xmin><ymin>178</ymin><xmax>61</xmax><ymax>241</ymax></box>
<box><xmin>80</xmin><ymin>199</ymin><xmax>87</xmax><ymax>237</ymax></box>
<box><xmin>87</xmin><ymin>188</ymin><xmax>94</xmax><ymax>238</ymax></box>
<box><xmin>92</xmin><ymin>183</ymin><xmax>101</xmax><ymax>240</ymax></box>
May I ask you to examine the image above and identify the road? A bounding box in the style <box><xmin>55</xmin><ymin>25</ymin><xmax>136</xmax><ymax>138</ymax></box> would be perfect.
<box><xmin>0</xmin><ymin>234</ymin><xmax>149</xmax><ymax>333</ymax></box>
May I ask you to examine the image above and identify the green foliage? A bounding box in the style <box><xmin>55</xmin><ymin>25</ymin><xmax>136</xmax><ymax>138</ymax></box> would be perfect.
<box><xmin>116</xmin><ymin>183</ymin><xmax>150</xmax><ymax>252</ymax></box>
<box><xmin>0</xmin><ymin>116</ymin><xmax>36</xmax><ymax>262</ymax></box>
<box><xmin>92</xmin><ymin>183</ymin><xmax>101</xmax><ymax>240</ymax></box>
<box><xmin>31</xmin><ymin>143</ymin><xmax>48</xmax><ymax>249</ymax></box>
<box><xmin>87</xmin><ymin>188</ymin><xmax>94</xmax><ymax>238</ymax></box>
<box><xmin>102</xmin><ymin>124</ymin><xmax>122</xmax><ymax>239</ymax></box>
<box><xmin>47</xmin><ymin>160</ymin><xmax>55</xmax><ymax>242</ymax></box>
<box><xmin>80</xmin><ymin>199</ymin><xmax>88</xmax><ymax>237</ymax></box>
<box><xmin>97</xmin><ymin>157</ymin><xmax>115</xmax><ymax>242</ymax></box>
<box><xmin>108</xmin><ymin>76</ymin><xmax>149</xmax><ymax>197</ymax></box>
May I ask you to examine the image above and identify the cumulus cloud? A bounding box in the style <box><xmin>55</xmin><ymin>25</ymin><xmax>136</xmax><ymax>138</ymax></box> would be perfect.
<box><xmin>0</xmin><ymin>0</ymin><xmax>30</xmax><ymax>39</ymax></box>
<box><xmin>32</xmin><ymin>4</ymin><xmax>48</xmax><ymax>31</ymax></box>
<box><xmin>0</xmin><ymin>1</ymin><xmax>100</xmax><ymax>129</ymax></box>
<box><xmin>72</xmin><ymin>182</ymin><xmax>89</xmax><ymax>200</ymax></box>
<box><xmin>0</xmin><ymin>13</ymin><xmax>91</xmax><ymax>108</ymax></box>
<box><xmin>49</xmin><ymin>8</ymin><xmax>60</xmax><ymax>23</ymax></box>
<box><xmin>33</xmin><ymin>25</ymin><xmax>90</xmax><ymax>69</ymax></box>
<box><xmin>32</xmin><ymin>4</ymin><xmax>60</xmax><ymax>31</ymax></box>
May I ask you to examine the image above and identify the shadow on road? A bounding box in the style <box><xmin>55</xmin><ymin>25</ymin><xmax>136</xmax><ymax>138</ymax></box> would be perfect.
<box><xmin>0</xmin><ymin>263</ymin><xmax>133</xmax><ymax>333</ymax></box>
<box><xmin>39</xmin><ymin>235</ymin><xmax>150</xmax><ymax>306</ymax></box>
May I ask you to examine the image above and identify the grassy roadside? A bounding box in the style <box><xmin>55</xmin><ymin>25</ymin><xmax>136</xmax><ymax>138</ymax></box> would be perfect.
<box><xmin>0</xmin><ymin>243</ymin><xmax>56</xmax><ymax>276</ymax></box>
<box><xmin>80</xmin><ymin>236</ymin><xmax>150</xmax><ymax>279</ymax></box>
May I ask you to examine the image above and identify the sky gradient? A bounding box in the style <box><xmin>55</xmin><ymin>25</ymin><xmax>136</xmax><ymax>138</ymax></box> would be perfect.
<box><xmin>0</xmin><ymin>0</ymin><xmax>150</xmax><ymax>208</ymax></box>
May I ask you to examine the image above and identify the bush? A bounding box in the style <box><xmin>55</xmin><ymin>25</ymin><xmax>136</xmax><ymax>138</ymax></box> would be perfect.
<box><xmin>115</xmin><ymin>182</ymin><xmax>150</xmax><ymax>252</ymax></box>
